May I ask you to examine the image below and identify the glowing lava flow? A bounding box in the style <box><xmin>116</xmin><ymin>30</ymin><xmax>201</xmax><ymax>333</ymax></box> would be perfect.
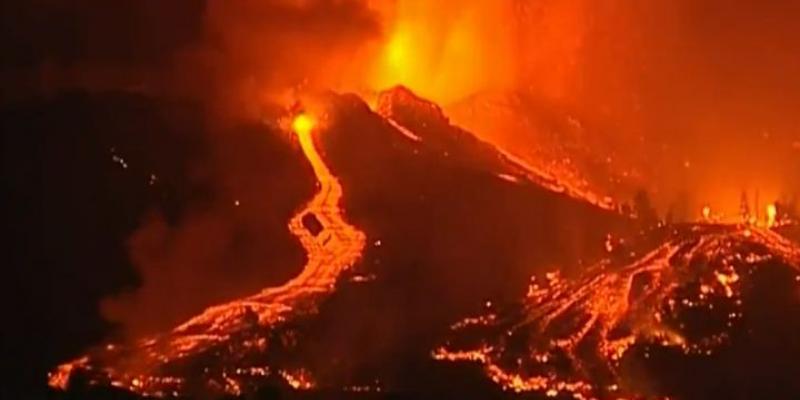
<box><xmin>48</xmin><ymin>113</ymin><xmax>366</xmax><ymax>396</ymax></box>
<box><xmin>434</xmin><ymin>224</ymin><xmax>800</xmax><ymax>399</ymax></box>
<box><xmin>171</xmin><ymin>113</ymin><xmax>366</xmax><ymax>334</ymax></box>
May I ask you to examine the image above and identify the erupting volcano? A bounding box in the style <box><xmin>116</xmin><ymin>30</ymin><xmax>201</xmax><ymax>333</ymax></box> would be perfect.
<box><xmin>7</xmin><ymin>1</ymin><xmax>800</xmax><ymax>400</ymax></box>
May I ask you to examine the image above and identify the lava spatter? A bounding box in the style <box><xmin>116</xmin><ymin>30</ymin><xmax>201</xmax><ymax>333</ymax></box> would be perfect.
<box><xmin>48</xmin><ymin>112</ymin><xmax>366</xmax><ymax>396</ymax></box>
<box><xmin>434</xmin><ymin>224</ymin><xmax>800</xmax><ymax>399</ymax></box>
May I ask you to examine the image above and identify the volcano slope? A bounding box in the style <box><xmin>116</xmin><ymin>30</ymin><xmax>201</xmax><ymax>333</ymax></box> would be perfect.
<box><xmin>48</xmin><ymin>87</ymin><xmax>632</xmax><ymax>398</ymax></box>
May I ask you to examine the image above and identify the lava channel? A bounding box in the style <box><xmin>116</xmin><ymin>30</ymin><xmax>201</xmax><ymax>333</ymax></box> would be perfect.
<box><xmin>48</xmin><ymin>112</ymin><xmax>366</xmax><ymax>397</ymax></box>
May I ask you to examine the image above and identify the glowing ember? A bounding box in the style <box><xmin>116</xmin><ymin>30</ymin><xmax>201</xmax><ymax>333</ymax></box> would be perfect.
<box><xmin>279</xmin><ymin>368</ymin><xmax>315</xmax><ymax>390</ymax></box>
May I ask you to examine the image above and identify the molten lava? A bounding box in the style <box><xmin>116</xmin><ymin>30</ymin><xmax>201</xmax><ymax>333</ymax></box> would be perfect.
<box><xmin>434</xmin><ymin>225</ymin><xmax>800</xmax><ymax>399</ymax></box>
<box><xmin>767</xmin><ymin>203</ymin><xmax>778</xmax><ymax>228</ymax></box>
<box><xmin>48</xmin><ymin>111</ymin><xmax>366</xmax><ymax>396</ymax></box>
<box><xmin>291</xmin><ymin>113</ymin><xmax>315</xmax><ymax>137</ymax></box>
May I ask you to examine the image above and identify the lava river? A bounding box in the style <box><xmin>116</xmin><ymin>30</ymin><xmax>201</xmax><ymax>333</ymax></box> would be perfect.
<box><xmin>48</xmin><ymin>112</ymin><xmax>366</xmax><ymax>397</ymax></box>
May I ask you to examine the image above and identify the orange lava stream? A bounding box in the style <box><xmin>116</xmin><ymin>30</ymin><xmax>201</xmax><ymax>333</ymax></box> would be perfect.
<box><xmin>171</xmin><ymin>119</ymin><xmax>366</xmax><ymax>337</ymax></box>
<box><xmin>48</xmin><ymin>118</ymin><xmax>366</xmax><ymax>395</ymax></box>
